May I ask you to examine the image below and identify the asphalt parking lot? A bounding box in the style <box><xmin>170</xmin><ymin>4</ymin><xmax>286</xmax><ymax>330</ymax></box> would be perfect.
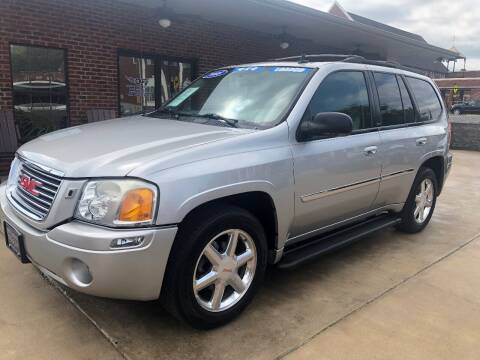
<box><xmin>1</xmin><ymin>150</ymin><xmax>480</xmax><ymax>360</ymax></box>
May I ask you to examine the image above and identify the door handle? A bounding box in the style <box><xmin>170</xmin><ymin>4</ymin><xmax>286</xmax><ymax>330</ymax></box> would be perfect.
<box><xmin>416</xmin><ymin>137</ymin><xmax>427</xmax><ymax>146</ymax></box>
<box><xmin>363</xmin><ymin>146</ymin><xmax>377</xmax><ymax>156</ymax></box>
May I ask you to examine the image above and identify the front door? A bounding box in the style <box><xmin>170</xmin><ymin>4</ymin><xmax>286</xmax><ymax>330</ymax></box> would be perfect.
<box><xmin>290</xmin><ymin>71</ymin><xmax>381</xmax><ymax>240</ymax></box>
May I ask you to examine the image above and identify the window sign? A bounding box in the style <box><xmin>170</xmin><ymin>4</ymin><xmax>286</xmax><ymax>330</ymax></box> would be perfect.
<box><xmin>126</xmin><ymin>76</ymin><xmax>147</xmax><ymax>97</ymax></box>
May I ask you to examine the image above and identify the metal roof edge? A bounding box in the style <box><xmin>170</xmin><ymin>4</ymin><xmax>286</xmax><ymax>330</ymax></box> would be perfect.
<box><xmin>249</xmin><ymin>0</ymin><xmax>461</xmax><ymax>59</ymax></box>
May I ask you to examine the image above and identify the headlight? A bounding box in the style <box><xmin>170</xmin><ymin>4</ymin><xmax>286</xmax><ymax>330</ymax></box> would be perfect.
<box><xmin>6</xmin><ymin>157</ymin><xmax>21</xmax><ymax>193</ymax></box>
<box><xmin>75</xmin><ymin>179</ymin><xmax>158</xmax><ymax>227</ymax></box>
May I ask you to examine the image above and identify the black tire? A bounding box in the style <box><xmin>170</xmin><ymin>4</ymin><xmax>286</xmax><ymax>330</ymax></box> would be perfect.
<box><xmin>161</xmin><ymin>203</ymin><xmax>268</xmax><ymax>329</ymax></box>
<box><xmin>396</xmin><ymin>167</ymin><xmax>438</xmax><ymax>234</ymax></box>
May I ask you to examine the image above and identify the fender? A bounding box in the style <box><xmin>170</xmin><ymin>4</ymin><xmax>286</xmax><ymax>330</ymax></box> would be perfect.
<box><xmin>417</xmin><ymin>149</ymin><xmax>447</xmax><ymax>194</ymax></box>
<box><xmin>175</xmin><ymin>180</ymin><xmax>293</xmax><ymax>251</ymax></box>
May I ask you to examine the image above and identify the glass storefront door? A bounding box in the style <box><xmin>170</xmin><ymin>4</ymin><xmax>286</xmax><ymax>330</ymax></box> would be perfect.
<box><xmin>118</xmin><ymin>52</ymin><xmax>194</xmax><ymax>116</ymax></box>
<box><xmin>160</xmin><ymin>60</ymin><xmax>193</xmax><ymax>103</ymax></box>
<box><xmin>10</xmin><ymin>45</ymin><xmax>68</xmax><ymax>143</ymax></box>
<box><xmin>119</xmin><ymin>55</ymin><xmax>156</xmax><ymax>116</ymax></box>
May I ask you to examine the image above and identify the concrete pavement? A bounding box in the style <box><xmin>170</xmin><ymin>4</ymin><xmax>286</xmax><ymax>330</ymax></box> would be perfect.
<box><xmin>284</xmin><ymin>236</ymin><xmax>480</xmax><ymax>360</ymax></box>
<box><xmin>0</xmin><ymin>238</ymin><xmax>122</xmax><ymax>360</ymax></box>
<box><xmin>0</xmin><ymin>150</ymin><xmax>479</xmax><ymax>360</ymax></box>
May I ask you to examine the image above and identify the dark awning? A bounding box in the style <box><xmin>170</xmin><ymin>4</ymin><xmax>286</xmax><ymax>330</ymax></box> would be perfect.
<box><xmin>118</xmin><ymin>0</ymin><xmax>461</xmax><ymax>73</ymax></box>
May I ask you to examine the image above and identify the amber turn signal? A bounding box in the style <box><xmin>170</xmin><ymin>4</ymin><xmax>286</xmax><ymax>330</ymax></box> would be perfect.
<box><xmin>118</xmin><ymin>188</ymin><xmax>154</xmax><ymax>222</ymax></box>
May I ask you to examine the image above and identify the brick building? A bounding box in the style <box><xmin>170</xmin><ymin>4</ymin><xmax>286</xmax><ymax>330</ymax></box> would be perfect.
<box><xmin>0</xmin><ymin>0</ymin><xmax>461</xmax><ymax>173</ymax></box>
<box><xmin>434</xmin><ymin>71</ymin><xmax>480</xmax><ymax>109</ymax></box>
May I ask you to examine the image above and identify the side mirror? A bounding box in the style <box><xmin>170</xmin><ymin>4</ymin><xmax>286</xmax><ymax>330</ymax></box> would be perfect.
<box><xmin>297</xmin><ymin>112</ymin><xmax>353</xmax><ymax>141</ymax></box>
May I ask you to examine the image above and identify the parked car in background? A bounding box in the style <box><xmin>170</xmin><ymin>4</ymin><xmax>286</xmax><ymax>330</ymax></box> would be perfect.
<box><xmin>451</xmin><ymin>100</ymin><xmax>480</xmax><ymax>115</ymax></box>
<box><xmin>0</xmin><ymin>55</ymin><xmax>452</xmax><ymax>329</ymax></box>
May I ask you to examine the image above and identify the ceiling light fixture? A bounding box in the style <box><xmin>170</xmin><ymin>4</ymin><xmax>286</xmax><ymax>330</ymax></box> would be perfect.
<box><xmin>158</xmin><ymin>0</ymin><xmax>173</xmax><ymax>28</ymax></box>
<box><xmin>280</xmin><ymin>41</ymin><xmax>290</xmax><ymax>50</ymax></box>
<box><xmin>279</xmin><ymin>26</ymin><xmax>290</xmax><ymax>50</ymax></box>
<box><xmin>158</xmin><ymin>18</ymin><xmax>172</xmax><ymax>28</ymax></box>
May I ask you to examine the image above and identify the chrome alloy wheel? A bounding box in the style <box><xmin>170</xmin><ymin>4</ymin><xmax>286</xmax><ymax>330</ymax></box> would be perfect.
<box><xmin>414</xmin><ymin>178</ymin><xmax>434</xmax><ymax>224</ymax></box>
<box><xmin>193</xmin><ymin>229</ymin><xmax>257</xmax><ymax>312</ymax></box>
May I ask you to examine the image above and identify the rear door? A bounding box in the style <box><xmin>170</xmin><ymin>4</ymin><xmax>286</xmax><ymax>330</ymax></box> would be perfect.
<box><xmin>374</xmin><ymin>73</ymin><xmax>442</xmax><ymax>207</ymax></box>
<box><xmin>290</xmin><ymin>70</ymin><xmax>381</xmax><ymax>240</ymax></box>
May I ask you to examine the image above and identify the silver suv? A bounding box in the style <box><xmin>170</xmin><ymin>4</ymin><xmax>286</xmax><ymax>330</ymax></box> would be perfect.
<box><xmin>0</xmin><ymin>55</ymin><xmax>452</xmax><ymax>328</ymax></box>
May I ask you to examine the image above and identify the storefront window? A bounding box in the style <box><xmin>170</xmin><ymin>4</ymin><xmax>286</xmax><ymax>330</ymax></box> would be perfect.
<box><xmin>10</xmin><ymin>45</ymin><xmax>68</xmax><ymax>143</ymax></box>
<box><xmin>118</xmin><ymin>52</ymin><xmax>194</xmax><ymax>116</ymax></box>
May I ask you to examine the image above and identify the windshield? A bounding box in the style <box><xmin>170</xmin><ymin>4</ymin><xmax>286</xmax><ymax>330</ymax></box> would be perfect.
<box><xmin>152</xmin><ymin>66</ymin><xmax>314</xmax><ymax>129</ymax></box>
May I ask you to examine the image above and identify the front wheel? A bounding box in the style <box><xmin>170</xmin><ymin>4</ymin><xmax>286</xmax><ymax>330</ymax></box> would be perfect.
<box><xmin>396</xmin><ymin>167</ymin><xmax>438</xmax><ymax>233</ymax></box>
<box><xmin>453</xmin><ymin>109</ymin><xmax>462</xmax><ymax>115</ymax></box>
<box><xmin>161</xmin><ymin>204</ymin><xmax>267</xmax><ymax>329</ymax></box>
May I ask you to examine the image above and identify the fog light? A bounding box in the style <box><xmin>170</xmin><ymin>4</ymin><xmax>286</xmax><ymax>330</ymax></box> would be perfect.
<box><xmin>64</xmin><ymin>258</ymin><xmax>93</xmax><ymax>287</ymax></box>
<box><xmin>111</xmin><ymin>236</ymin><xmax>144</xmax><ymax>249</ymax></box>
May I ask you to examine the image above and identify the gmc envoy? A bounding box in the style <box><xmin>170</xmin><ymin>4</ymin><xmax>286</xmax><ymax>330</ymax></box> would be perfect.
<box><xmin>0</xmin><ymin>55</ymin><xmax>453</xmax><ymax>328</ymax></box>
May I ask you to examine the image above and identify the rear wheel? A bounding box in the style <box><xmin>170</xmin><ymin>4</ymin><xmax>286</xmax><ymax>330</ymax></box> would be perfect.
<box><xmin>396</xmin><ymin>167</ymin><xmax>437</xmax><ymax>233</ymax></box>
<box><xmin>453</xmin><ymin>109</ymin><xmax>461</xmax><ymax>115</ymax></box>
<box><xmin>161</xmin><ymin>204</ymin><xmax>267</xmax><ymax>329</ymax></box>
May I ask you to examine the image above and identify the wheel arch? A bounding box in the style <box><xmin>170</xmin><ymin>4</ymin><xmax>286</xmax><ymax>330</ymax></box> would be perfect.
<box><xmin>178</xmin><ymin>191</ymin><xmax>279</xmax><ymax>263</ymax></box>
<box><xmin>420</xmin><ymin>156</ymin><xmax>445</xmax><ymax>195</ymax></box>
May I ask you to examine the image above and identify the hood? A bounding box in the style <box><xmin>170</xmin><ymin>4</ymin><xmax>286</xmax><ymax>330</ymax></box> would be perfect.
<box><xmin>18</xmin><ymin>116</ymin><xmax>249</xmax><ymax>177</ymax></box>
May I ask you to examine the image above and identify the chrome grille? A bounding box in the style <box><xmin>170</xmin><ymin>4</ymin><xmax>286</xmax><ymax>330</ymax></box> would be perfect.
<box><xmin>10</xmin><ymin>159</ymin><xmax>63</xmax><ymax>221</ymax></box>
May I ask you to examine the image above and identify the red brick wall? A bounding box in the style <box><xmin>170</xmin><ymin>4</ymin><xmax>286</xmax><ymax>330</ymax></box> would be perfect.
<box><xmin>434</xmin><ymin>77</ymin><xmax>480</xmax><ymax>108</ymax></box>
<box><xmin>0</xmin><ymin>0</ymin><xmax>328</xmax><ymax>126</ymax></box>
<box><xmin>435</xmin><ymin>78</ymin><xmax>480</xmax><ymax>88</ymax></box>
<box><xmin>445</xmin><ymin>71</ymin><xmax>480</xmax><ymax>78</ymax></box>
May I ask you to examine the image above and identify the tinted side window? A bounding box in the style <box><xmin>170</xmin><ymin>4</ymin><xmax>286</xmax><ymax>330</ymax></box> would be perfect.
<box><xmin>306</xmin><ymin>71</ymin><xmax>371</xmax><ymax>130</ymax></box>
<box><xmin>407</xmin><ymin>77</ymin><xmax>442</xmax><ymax>121</ymax></box>
<box><xmin>397</xmin><ymin>76</ymin><xmax>415</xmax><ymax>123</ymax></box>
<box><xmin>374</xmin><ymin>72</ymin><xmax>404</xmax><ymax>126</ymax></box>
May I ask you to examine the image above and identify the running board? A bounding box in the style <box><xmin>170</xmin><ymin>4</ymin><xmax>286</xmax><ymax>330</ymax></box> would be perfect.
<box><xmin>277</xmin><ymin>215</ymin><xmax>402</xmax><ymax>269</ymax></box>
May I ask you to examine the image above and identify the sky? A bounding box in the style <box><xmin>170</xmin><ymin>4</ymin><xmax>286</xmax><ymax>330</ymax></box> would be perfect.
<box><xmin>291</xmin><ymin>0</ymin><xmax>480</xmax><ymax>70</ymax></box>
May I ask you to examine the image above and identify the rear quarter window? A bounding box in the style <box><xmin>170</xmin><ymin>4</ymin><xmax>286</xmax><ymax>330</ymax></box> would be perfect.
<box><xmin>407</xmin><ymin>77</ymin><xmax>443</xmax><ymax>122</ymax></box>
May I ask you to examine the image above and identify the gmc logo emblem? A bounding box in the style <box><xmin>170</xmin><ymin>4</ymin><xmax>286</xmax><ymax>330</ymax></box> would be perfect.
<box><xmin>19</xmin><ymin>175</ymin><xmax>42</xmax><ymax>196</ymax></box>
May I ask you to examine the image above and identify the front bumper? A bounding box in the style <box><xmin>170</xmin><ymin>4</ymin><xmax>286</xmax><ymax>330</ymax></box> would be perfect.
<box><xmin>0</xmin><ymin>184</ymin><xmax>177</xmax><ymax>301</ymax></box>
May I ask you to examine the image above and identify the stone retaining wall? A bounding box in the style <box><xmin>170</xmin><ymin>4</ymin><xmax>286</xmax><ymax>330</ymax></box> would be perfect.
<box><xmin>450</xmin><ymin>115</ymin><xmax>480</xmax><ymax>151</ymax></box>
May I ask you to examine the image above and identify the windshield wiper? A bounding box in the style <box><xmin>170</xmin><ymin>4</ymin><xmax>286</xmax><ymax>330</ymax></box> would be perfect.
<box><xmin>196</xmin><ymin>113</ymin><xmax>239</xmax><ymax>128</ymax></box>
<box><xmin>152</xmin><ymin>109</ymin><xmax>239</xmax><ymax>128</ymax></box>
<box><xmin>152</xmin><ymin>108</ymin><xmax>190</xmax><ymax>118</ymax></box>
<box><xmin>150</xmin><ymin>108</ymin><xmax>175</xmax><ymax>116</ymax></box>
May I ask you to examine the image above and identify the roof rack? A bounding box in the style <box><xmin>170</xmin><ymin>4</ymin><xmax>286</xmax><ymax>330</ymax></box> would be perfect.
<box><xmin>272</xmin><ymin>54</ymin><xmax>418</xmax><ymax>73</ymax></box>
<box><xmin>272</xmin><ymin>54</ymin><xmax>364</xmax><ymax>63</ymax></box>
<box><xmin>345</xmin><ymin>58</ymin><xmax>414</xmax><ymax>72</ymax></box>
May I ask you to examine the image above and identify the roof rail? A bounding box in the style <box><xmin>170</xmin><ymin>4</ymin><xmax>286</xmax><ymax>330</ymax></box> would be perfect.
<box><xmin>350</xmin><ymin>59</ymin><xmax>418</xmax><ymax>72</ymax></box>
<box><xmin>272</xmin><ymin>54</ymin><xmax>419</xmax><ymax>73</ymax></box>
<box><xmin>272</xmin><ymin>54</ymin><xmax>365</xmax><ymax>63</ymax></box>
